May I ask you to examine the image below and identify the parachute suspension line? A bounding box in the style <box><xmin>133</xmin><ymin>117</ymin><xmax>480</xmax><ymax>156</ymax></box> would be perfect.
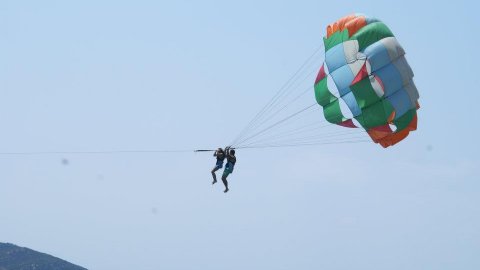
<box><xmin>235</xmin><ymin>139</ymin><xmax>371</xmax><ymax>150</ymax></box>
<box><xmin>239</xmin><ymin>119</ymin><xmax>332</xmax><ymax>147</ymax></box>
<box><xmin>252</xmin><ymin>133</ymin><xmax>368</xmax><ymax>147</ymax></box>
<box><xmin>232</xmin><ymin>55</ymin><xmax>323</xmax><ymax>146</ymax></box>
<box><xmin>232</xmin><ymin>103</ymin><xmax>369</xmax><ymax>148</ymax></box>
<box><xmin>233</xmin><ymin>108</ymin><xmax>324</xmax><ymax>147</ymax></box>
<box><xmin>239</xmin><ymin>127</ymin><xmax>365</xmax><ymax>148</ymax></box>
<box><xmin>241</xmin><ymin>139</ymin><xmax>370</xmax><ymax>149</ymax></box>
<box><xmin>234</xmin><ymin>45</ymin><xmax>323</xmax><ymax>136</ymax></box>
<box><xmin>230</xmin><ymin>45</ymin><xmax>324</xmax><ymax>146</ymax></box>
<box><xmin>249</xmin><ymin>64</ymin><xmax>360</xmax><ymax>138</ymax></box>
<box><xmin>238</xmin><ymin>67</ymin><xmax>321</xmax><ymax>139</ymax></box>
<box><xmin>238</xmin><ymin>121</ymin><xmax>368</xmax><ymax>146</ymax></box>
<box><xmin>233</xmin><ymin>103</ymin><xmax>318</xmax><ymax>147</ymax></box>
<box><xmin>234</xmin><ymin>53</ymin><xmax>362</xmax><ymax>148</ymax></box>
<box><xmin>226</xmin><ymin>36</ymin><xmax>378</xmax><ymax>150</ymax></box>
<box><xmin>230</xmin><ymin>57</ymin><xmax>322</xmax><ymax>147</ymax></box>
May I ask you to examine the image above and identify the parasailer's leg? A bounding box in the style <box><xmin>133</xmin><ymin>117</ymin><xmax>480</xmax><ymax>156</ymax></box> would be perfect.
<box><xmin>211</xmin><ymin>166</ymin><xmax>220</xmax><ymax>184</ymax></box>
<box><xmin>221</xmin><ymin>175</ymin><xmax>229</xmax><ymax>193</ymax></box>
<box><xmin>221</xmin><ymin>169</ymin><xmax>231</xmax><ymax>193</ymax></box>
<box><xmin>211</xmin><ymin>160</ymin><xmax>224</xmax><ymax>185</ymax></box>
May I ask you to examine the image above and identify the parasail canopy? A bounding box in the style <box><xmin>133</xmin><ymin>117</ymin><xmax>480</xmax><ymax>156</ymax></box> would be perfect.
<box><xmin>314</xmin><ymin>14</ymin><xmax>420</xmax><ymax>148</ymax></box>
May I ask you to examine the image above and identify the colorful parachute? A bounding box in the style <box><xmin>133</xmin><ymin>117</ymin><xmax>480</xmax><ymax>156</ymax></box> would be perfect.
<box><xmin>314</xmin><ymin>14</ymin><xmax>419</xmax><ymax>148</ymax></box>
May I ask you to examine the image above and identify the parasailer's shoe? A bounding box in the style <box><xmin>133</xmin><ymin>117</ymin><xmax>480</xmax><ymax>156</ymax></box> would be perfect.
<box><xmin>224</xmin><ymin>188</ymin><xmax>229</xmax><ymax>193</ymax></box>
<box><xmin>212</xmin><ymin>180</ymin><xmax>217</xmax><ymax>185</ymax></box>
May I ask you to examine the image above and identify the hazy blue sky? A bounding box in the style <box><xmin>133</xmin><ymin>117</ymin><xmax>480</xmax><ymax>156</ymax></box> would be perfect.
<box><xmin>1</xmin><ymin>1</ymin><xmax>479</xmax><ymax>269</ymax></box>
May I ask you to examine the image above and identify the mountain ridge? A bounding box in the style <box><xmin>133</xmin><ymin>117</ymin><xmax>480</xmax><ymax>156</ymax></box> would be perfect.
<box><xmin>0</xmin><ymin>243</ymin><xmax>87</xmax><ymax>270</ymax></box>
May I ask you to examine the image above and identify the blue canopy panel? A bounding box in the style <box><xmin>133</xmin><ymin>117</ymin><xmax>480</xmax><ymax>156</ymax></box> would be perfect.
<box><xmin>373</xmin><ymin>56</ymin><xmax>413</xmax><ymax>97</ymax></box>
<box><xmin>342</xmin><ymin>92</ymin><xmax>362</xmax><ymax>117</ymax></box>
<box><xmin>325</xmin><ymin>40</ymin><xmax>359</xmax><ymax>73</ymax></box>
<box><xmin>404</xmin><ymin>82</ymin><xmax>420</xmax><ymax>105</ymax></box>
<box><xmin>386</xmin><ymin>87</ymin><xmax>416</xmax><ymax>120</ymax></box>
<box><xmin>324</xmin><ymin>40</ymin><xmax>365</xmax><ymax>120</ymax></box>
<box><xmin>330</xmin><ymin>65</ymin><xmax>355</xmax><ymax>95</ymax></box>
<box><xmin>364</xmin><ymin>37</ymin><xmax>405</xmax><ymax>72</ymax></box>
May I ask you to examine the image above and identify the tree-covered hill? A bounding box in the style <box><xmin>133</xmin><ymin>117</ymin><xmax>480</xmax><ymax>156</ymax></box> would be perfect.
<box><xmin>0</xmin><ymin>243</ymin><xmax>87</xmax><ymax>270</ymax></box>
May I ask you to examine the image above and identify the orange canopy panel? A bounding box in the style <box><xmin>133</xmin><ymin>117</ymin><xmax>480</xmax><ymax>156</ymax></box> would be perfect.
<box><xmin>326</xmin><ymin>14</ymin><xmax>367</xmax><ymax>38</ymax></box>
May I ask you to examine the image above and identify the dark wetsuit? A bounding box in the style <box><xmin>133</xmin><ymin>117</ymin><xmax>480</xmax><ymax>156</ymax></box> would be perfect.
<box><xmin>220</xmin><ymin>153</ymin><xmax>236</xmax><ymax>192</ymax></box>
<box><xmin>223</xmin><ymin>154</ymin><xmax>236</xmax><ymax>177</ymax></box>
<box><xmin>214</xmin><ymin>151</ymin><xmax>225</xmax><ymax>169</ymax></box>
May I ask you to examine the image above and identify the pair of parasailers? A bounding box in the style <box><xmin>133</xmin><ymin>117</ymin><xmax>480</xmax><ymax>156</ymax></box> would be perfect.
<box><xmin>211</xmin><ymin>147</ymin><xmax>236</xmax><ymax>193</ymax></box>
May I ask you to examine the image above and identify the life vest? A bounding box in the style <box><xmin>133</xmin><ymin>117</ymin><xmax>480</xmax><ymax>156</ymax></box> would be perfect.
<box><xmin>216</xmin><ymin>152</ymin><xmax>225</xmax><ymax>162</ymax></box>
<box><xmin>227</xmin><ymin>155</ymin><xmax>236</xmax><ymax>166</ymax></box>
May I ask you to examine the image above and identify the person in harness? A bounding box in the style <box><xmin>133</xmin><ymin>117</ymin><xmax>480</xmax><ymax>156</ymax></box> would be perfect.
<box><xmin>221</xmin><ymin>148</ymin><xmax>236</xmax><ymax>193</ymax></box>
<box><xmin>211</xmin><ymin>148</ymin><xmax>225</xmax><ymax>185</ymax></box>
